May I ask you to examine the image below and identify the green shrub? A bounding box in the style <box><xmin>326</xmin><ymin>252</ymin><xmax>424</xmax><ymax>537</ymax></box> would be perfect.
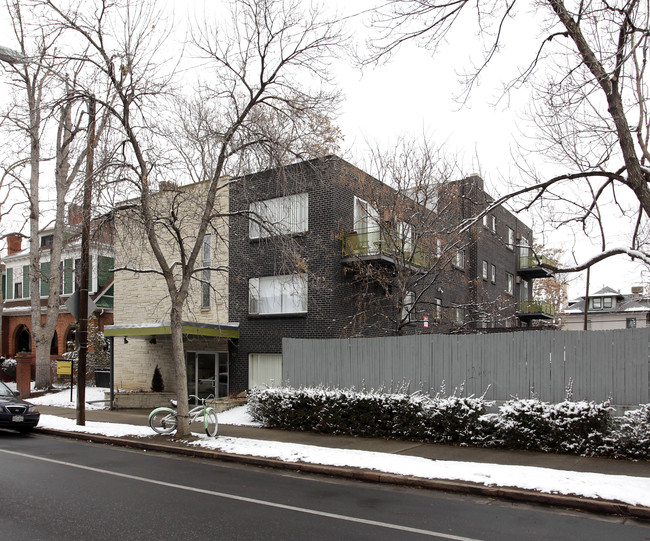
<box><xmin>151</xmin><ymin>365</ymin><xmax>165</xmax><ymax>392</ymax></box>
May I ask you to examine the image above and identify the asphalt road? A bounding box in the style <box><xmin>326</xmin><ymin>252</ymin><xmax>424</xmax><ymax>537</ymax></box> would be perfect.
<box><xmin>0</xmin><ymin>431</ymin><xmax>648</xmax><ymax>540</ymax></box>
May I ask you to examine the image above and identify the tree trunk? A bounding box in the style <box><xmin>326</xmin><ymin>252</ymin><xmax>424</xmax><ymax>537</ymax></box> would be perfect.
<box><xmin>169</xmin><ymin>304</ymin><xmax>190</xmax><ymax>438</ymax></box>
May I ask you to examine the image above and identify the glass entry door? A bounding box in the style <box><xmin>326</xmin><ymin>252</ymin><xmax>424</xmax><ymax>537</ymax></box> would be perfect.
<box><xmin>186</xmin><ymin>351</ymin><xmax>229</xmax><ymax>399</ymax></box>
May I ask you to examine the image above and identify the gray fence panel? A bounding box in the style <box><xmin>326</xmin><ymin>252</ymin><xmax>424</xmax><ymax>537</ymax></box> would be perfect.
<box><xmin>283</xmin><ymin>329</ymin><xmax>650</xmax><ymax>405</ymax></box>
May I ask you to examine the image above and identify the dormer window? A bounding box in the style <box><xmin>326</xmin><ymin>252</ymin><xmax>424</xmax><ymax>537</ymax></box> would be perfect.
<box><xmin>592</xmin><ymin>298</ymin><xmax>602</xmax><ymax>309</ymax></box>
<box><xmin>41</xmin><ymin>235</ymin><xmax>53</xmax><ymax>248</ymax></box>
<box><xmin>603</xmin><ymin>297</ymin><xmax>612</xmax><ymax>308</ymax></box>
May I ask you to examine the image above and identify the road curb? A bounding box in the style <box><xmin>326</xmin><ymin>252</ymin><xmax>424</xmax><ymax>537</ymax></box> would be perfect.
<box><xmin>34</xmin><ymin>427</ymin><xmax>650</xmax><ymax>521</ymax></box>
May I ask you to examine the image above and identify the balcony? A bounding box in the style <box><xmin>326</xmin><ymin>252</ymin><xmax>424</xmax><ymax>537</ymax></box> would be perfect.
<box><xmin>518</xmin><ymin>254</ymin><xmax>555</xmax><ymax>279</ymax></box>
<box><xmin>516</xmin><ymin>300</ymin><xmax>556</xmax><ymax>323</ymax></box>
<box><xmin>342</xmin><ymin>229</ymin><xmax>429</xmax><ymax>269</ymax></box>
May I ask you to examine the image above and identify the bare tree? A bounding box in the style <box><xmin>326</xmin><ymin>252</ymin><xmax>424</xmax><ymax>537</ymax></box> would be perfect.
<box><xmin>0</xmin><ymin>1</ymin><xmax>110</xmax><ymax>388</ymax></box>
<box><xmin>41</xmin><ymin>0</ymin><xmax>343</xmax><ymax>436</ymax></box>
<box><xmin>364</xmin><ymin>0</ymin><xmax>650</xmax><ymax>275</ymax></box>
<box><xmin>341</xmin><ymin>138</ymin><xmax>489</xmax><ymax>335</ymax></box>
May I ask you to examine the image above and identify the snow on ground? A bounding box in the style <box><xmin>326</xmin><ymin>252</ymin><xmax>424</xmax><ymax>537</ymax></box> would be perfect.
<box><xmin>29</xmin><ymin>386</ymin><xmax>109</xmax><ymax>410</ymax></box>
<box><xmin>187</xmin><ymin>436</ymin><xmax>650</xmax><ymax>508</ymax></box>
<box><xmin>38</xmin><ymin>414</ymin><xmax>154</xmax><ymax>438</ymax></box>
<box><xmin>217</xmin><ymin>405</ymin><xmax>261</xmax><ymax>427</ymax></box>
<box><xmin>32</xmin><ymin>403</ymin><xmax>650</xmax><ymax>508</ymax></box>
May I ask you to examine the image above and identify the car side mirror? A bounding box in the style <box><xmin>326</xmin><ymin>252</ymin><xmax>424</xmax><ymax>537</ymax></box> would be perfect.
<box><xmin>13</xmin><ymin>391</ymin><xmax>20</xmax><ymax>397</ymax></box>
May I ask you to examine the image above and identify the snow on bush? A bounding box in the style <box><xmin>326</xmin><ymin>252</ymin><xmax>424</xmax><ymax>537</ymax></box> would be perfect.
<box><xmin>612</xmin><ymin>404</ymin><xmax>650</xmax><ymax>459</ymax></box>
<box><xmin>493</xmin><ymin>399</ymin><xmax>613</xmax><ymax>454</ymax></box>
<box><xmin>248</xmin><ymin>385</ymin><xmax>487</xmax><ymax>443</ymax></box>
<box><xmin>248</xmin><ymin>386</ymin><xmax>649</xmax><ymax>459</ymax></box>
<box><xmin>0</xmin><ymin>357</ymin><xmax>17</xmax><ymax>380</ymax></box>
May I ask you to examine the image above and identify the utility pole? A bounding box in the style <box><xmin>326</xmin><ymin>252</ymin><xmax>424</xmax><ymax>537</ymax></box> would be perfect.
<box><xmin>583</xmin><ymin>267</ymin><xmax>590</xmax><ymax>331</ymax></box>
<box><xmin>77</xmin><ymin>95</ymin><xmax>95</xmax><ymax>426</ymax></box>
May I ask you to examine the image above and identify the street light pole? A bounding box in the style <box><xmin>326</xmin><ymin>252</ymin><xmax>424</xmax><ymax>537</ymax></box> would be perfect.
<box><xmin>76</xmin><ymin>95</ymin><xmax>95</xmax><ymax>426</ymax></box>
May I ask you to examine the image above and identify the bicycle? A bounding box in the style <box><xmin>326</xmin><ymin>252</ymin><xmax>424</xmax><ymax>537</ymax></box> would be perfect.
<box><xmin>148</xmin><ymin>394</ymin><xmax>218</xmax><ymax>437</ymax></box>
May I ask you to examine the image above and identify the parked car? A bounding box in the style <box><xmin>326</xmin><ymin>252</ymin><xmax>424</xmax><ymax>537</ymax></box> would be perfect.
<box><xmin>0</xmin><ymin>380</ymin><xmax>40</xmax><ymax>433</ymax></box>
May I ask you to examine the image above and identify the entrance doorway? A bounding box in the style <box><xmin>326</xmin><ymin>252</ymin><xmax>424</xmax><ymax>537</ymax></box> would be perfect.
<box><xmin>186</xmin><ymin>351</ymin><xmax>228</xmax><ymax>399</ymax></box>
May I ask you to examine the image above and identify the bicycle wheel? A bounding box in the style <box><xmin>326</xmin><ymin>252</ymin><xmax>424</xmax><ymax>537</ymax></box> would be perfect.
<box><xmin>149</xmin><ymin>408</ymin><xmax>177</xmax><ymax>435</ymax></box>
<box><xmin>203</xmin><ymin>408</ymin><xmax>218</xmax><ymax>437</ymax></box>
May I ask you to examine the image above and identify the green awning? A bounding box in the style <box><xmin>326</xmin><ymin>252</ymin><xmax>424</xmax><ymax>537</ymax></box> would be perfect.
<box><xmin>104</xmin><ymin>321</ymin><xmax>239</xmax><ymax>339</ymax></box>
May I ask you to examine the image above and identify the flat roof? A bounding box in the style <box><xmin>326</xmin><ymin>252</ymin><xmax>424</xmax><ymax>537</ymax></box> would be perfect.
<box><xmin>104</xmin><ymin>321</ymin><xmax>239</xmax><ymax>339</ymax></box>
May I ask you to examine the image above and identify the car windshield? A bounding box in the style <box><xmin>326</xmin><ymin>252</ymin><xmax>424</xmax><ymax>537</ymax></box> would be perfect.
<box><xmin>0</xmin><ymin>380</ymin><xmax>15</xmax><ymax>397</ymax></box>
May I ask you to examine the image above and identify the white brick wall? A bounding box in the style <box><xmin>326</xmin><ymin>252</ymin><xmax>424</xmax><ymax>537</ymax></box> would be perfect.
<box><xmin>112</xmin><ymin>181</ymin><xmax>231</xmax><ymax>390</ymax></box>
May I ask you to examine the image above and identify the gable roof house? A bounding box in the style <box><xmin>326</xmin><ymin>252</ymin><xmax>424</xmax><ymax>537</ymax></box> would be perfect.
<box><xmin>105</xmin><ymin>155</ymin><xmax>551</xmax><ymax>397</ymax></box>
<box><xmin>1</xmin><ymin>206</ymin><xmax>114</xmax><ymax>375</ymax></box>
<box><xmin>561</xmin><ymin>286</ymin><xmax>650</xmax><ymax>330</ymax></box>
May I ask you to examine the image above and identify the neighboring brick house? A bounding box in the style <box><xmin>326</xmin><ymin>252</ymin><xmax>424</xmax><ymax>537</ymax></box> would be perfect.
<box><xmin>229</xmin><ymin>156</ymin><xmax>552</xmax><ymax>391</ymax></box>
<box><xmin>1</xmin><ymin>207</ymin><xmax>114</xmax><ymax>377</ymax></box>
<box><xmin>561</xmin><ymin>286</ymin><xmax>650</xmax><ymax>330</ymax></box>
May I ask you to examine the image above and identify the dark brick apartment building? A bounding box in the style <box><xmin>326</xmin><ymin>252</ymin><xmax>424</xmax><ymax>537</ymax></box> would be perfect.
<box><xmin>228</xmin><ymin>155</ymin><xmax>552</xmax><ymax>391</ymax></box>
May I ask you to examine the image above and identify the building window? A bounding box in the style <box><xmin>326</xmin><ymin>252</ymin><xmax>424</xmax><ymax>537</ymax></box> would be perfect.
<box><xmin>626</xmin><ymin>317</ymin><xmax>637</xmax><ymax>328</ymax></box>
<box><xmin>40</xmin><ymin>234</ymin><xmax>53</xmax><ymax>248</ymax></box>
<box><xmin>249</xmin><ymin>274</ymin><xmax>308</xmax><ymax>315</ymax></box>
<box><xmin>201</xmin><ymin>234</ymin><xmax>211</xmax><ymax>309</ymax></box>
<box><xmin>522</xmin><ymin>279</ymin><xmax>529</xmax><ymax>302</ymax></box>
<box><xmin>454</xmin><ymin>249</ymin><xmax>465</xmax><ymax>269</ymax></box>
<box><xmin>482</xmin><ymin>260</ymin><xmax>488</xmax><ymax>280</ymax></box>
<box><xmin>507</xmin><ymin>227</ymin><xmax>514</xmax><ymax>250</ymax></box>
<box><xmin>14</xmin><ymin>282</ymin><xmax>22</xmax><ymax>299</ymax></box>
<box><xmin>402</xmin><ymin>292</ymin><xmax>415</xmax><ymax>323</ymax></box>
<box><xmin>454</xmin><ymin>306</ymin><xmax>465</xmax><ymax>324</ymax></box>
<box><xmin>249</xmin><ymin>193</ymin><xmax>308</xmax><ymax>239</ymax></box>
<box><xmin>491</xmin><ymin>264</ymin><xmax>496</xmax><ymax>284</ymax></box>
<box><xmin>603</xmin><ymin>297</ymin><xmax>613</xmax><ymax>308</ymax></box>
<box><xmin>592</xmin><ymin>297</ymin><xmax>602</xmax><ymax>310</ymax></box>
<box><xmin>506</xmin><ymin>272</ymin><xmax>514</xmax><ymax>295</ymax></box>
<box><xmin>249</xmin><ymin>353</ymin><xmax>282</xmax><ymax>389</ymax></box>
<box><xmin>433</xmin><ymin>298</ymin><xmax>442</xmax><ymax>321</ymax></box>
<box><xmin>435</xmin><ymin>238</ymin><xmax>442</xmax><ymax>258</ymax></box>
<box><xmin>482</xmin><ymin>214</ymin><xmax>489</xmax><ymax>228</ymax></box>
<box><xmin>397</xmin><ymin>222</ymin><xmax>413</xmax><ymax>254</ymax></box>
<box><xmin>490</xmin><ymin>215</ymin><xmax>496</xmax><ymax>233</ymax></box>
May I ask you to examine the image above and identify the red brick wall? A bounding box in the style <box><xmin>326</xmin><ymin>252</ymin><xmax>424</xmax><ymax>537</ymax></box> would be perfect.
<box><xmin>2</xmin><ymin>311</ymin><xmax>114</xmax><ymax>379</ymax></box>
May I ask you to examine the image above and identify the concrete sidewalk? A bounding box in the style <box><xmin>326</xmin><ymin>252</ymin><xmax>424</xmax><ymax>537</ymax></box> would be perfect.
<box><xmin>34</xmin><ymin>404</ymin><xmax>650</xmax><ymax>520</ymax></box>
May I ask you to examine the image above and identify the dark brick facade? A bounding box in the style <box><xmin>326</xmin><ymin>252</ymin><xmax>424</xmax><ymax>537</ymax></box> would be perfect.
<box><xmin>228</xmin><ymin>156</ymin><xmax>534</xmax><ymax>392</ymax></box>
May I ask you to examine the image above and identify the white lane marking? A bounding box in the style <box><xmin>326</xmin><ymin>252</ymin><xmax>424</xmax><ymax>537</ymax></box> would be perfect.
<box><xmin>0</xmin><ymin>448</ymin><xmax>482</xmax><ymax>541</ymax></box>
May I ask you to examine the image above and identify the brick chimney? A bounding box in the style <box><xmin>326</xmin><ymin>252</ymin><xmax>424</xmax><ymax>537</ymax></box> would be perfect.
<box><xmin>68</xmin><ymin>203</ymin><xmax>83</xmax><ymax>225</ymax></box>
<box><xmin>7</xmin><ymin>233</ymin><xmax>22</xmax><ymax>255</ymax></box>
<box><xmin>631</xmin><ymin>286</ymin><xmax>644</xmax><ymax>298</ymax></box>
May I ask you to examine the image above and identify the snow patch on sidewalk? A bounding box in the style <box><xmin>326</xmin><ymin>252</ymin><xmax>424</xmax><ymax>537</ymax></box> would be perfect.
<box><xmin>29</xmin><ymin>387</ymin><xmax>109</xmax><ymax>410</ymax></box>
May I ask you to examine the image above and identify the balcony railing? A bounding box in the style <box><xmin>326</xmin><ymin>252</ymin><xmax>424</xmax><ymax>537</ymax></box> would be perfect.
<box><xmin>342</xmin><ymin>229</ymin><xmax>429</xmax><ymax>268</ymax></box>
<box><xmin>519</xmin><ymin>254</ymin><xmax>555</xmax><ymax>270</ymax></box>
<box><xmin>517</xmin><ymin>300</ymin><xmax>556</xmax><ymax>317</ymax></box>
<box><xmin>517</xmin><ymin>254</ymin><xmax>555</xmax><ymax>279</ymax></box>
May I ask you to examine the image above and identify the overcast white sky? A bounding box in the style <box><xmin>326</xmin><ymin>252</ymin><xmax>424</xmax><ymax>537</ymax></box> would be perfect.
<box><xmin>1</xmin><ymin>0</ymin><xmax>646</xmax><ymax>298</ymax></box>
<box><xmin>328</xmin><ymin>1</ymin><xmax>645</xmax><ymax>299</ymax></box>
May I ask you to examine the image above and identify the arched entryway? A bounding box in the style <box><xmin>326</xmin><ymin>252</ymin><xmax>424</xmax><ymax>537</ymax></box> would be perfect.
<box><xmin>15</xmin><ymin>325</ymin><xmax>31</xmax><ymax>353</ymax></box>
<box><xmin>50</xmin><ymin>331</ymin><xmax>59</xmax><ymax>355</ymax></box>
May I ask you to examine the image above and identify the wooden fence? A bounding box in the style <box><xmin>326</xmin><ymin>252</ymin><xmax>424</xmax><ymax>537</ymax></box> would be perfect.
<box><xmin>282</xmin><ymin>329</ymin><xmax>649</xmax><ymax>406</ymax></box>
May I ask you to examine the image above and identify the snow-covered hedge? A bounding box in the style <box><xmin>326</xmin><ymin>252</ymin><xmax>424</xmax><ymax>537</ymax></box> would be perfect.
<box><xmin>247</xmin><ymin>386</ymin><xmax>650</xmax><ymax>459</ymax></box>
<box><xmin>491</xmin><ymin>399</ymin><xmax>613</xmax><ymax>454</ymax></box>
<box><xmin>0</xmin><ymin>357</ymin><xmax>17</xmax><ymax>380</ymax></box>
<box><xmin>610</xmin><ymin>404</ymin><xmax>650</xmax><ymax>459</ymax></box>
<box><xmin>247</xmin><ymin>387</ymin><xmax>486</xmax><ymax>444</ymax></box>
